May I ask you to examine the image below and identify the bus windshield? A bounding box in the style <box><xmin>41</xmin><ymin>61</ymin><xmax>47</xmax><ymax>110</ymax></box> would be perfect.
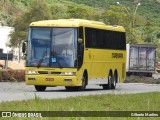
<box><xmin>26</xmin><ymin>27</ymin><xmax>77</xmax><ymax>68</ymax></box>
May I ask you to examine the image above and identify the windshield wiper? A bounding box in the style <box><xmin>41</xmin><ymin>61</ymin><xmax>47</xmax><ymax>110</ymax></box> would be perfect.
<box><xmin>37</xmin><ymin>50</ymin><xmax>47</xmax><ymax>68</ymax></box>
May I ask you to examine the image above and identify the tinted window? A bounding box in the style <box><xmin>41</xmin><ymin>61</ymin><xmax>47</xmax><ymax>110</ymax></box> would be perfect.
<box><xmin>85</xmin><ymin>27</ymin><xmax>126</xmax><ymax>50</ymax></box>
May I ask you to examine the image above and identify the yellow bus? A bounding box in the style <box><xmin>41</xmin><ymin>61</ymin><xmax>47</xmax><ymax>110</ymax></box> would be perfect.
<box><xmin>23</xmin><ymin>19</ymin><xmax>126</xmax><ymax>91</ymax></box>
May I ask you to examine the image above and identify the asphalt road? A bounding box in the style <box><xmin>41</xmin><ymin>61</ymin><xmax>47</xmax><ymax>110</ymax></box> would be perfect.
<box><xmin>0</xmin><ymin>82</ymin><xmax>160</xmax><ymax>102</ymax></box>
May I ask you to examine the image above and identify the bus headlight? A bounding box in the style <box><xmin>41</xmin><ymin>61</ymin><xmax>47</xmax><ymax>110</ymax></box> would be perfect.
<box><xmin>61</xmin><ymin>72</ymin><xmax>76</xmax><ymax>76</ymax></box>
<box><xmin>26</xmin><ymin>70</ymin><xmax>39</xmax><ymax>75</ymax></box>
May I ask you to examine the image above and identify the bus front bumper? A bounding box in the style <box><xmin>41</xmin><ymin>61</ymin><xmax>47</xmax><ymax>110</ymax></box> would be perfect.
<box><xmin>26</xmin><ymin>75</ymin><xmax>81</xmax><ymax>86</ymax></box>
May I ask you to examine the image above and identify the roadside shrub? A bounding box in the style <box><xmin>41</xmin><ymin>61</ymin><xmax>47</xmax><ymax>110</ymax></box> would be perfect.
<box><xmin>0</xmin><ymin>71</ymin><xmax>2</xmax><ymax>80</ymax></box>
<box><xmin>0</xmin><ymin>69</ymin><xmax>25</xmax><ymax>82</ymax></box>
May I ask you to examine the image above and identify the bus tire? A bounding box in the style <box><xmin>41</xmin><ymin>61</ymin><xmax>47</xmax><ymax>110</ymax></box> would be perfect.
<box><xmin>102</xmin><ymin>72</ymin><xmax>112</xmax><ymax>90</ymax></box>
<box><xmin>65</xmin><ymin>86</ymin><xmax>76</xmax><ymax>91</ymax></box>
<box><xmin>76</xmin><ymin>73</ymin><xmax>87</xmax><ymax>91</ymax></box>
<box><xmin>35</xmin><ymin>85</ymin><xmax>46</xmax><ymax>91</ymax></box>
<box><xmin>107</xmin><ymin>75</ymin><xmax>112</xmax><ymax>90</ymax></box>
<box><xmin>111</xmin><ymin>75</ymin><xmax>116</xmax><ymax>89</ymax></box>
<box><xmin>112</xmin><ymin>70</ymin><xmax>118</xmax><ymax>89</ymax></box>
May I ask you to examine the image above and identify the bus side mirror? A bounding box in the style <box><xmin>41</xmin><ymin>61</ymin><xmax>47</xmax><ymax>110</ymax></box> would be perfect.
<box><xmin>22</xmin><ymin>42</ymin><xmax>27</xmax><ymax>55</ymax></box>
<box><xmin>78</xmin><ymin>38</ymin><xmax>83</xmax><ymax>43</ymax></box>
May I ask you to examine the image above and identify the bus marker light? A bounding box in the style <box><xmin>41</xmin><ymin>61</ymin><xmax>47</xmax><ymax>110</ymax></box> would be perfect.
<box><xmin>28</xmin><ymin>78</ymin><xmax>36</xmax><ymax>80</ymax></box>
<box><xmin>64</xmin><ymin>79</ymin><xmax>72</xmax><ymax>82</ymax></box>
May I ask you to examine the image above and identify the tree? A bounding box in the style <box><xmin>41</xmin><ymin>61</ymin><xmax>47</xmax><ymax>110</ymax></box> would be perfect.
<box><xmin>103</xmin><ymin>6</ymin><xmax>129</xmax><ymax>25</ymax></box>
<box><xmin>8</xmin><ymin>0</ymin><xmax>52</xmax><ymax>48</ymax></box>
<box><xmin>67</xmin><ymin>4</ymin><xmax>101</xmax><ymax>20</ymax></box>
<box><xmin>8</xmin><ymin>0</ymin><xmax>52</xmax><ymax>62</ymax></box>
<box><xmin>50</xmin><ymin>3</ymin><xmax>69</xmax><ymax>19</ymax></box>
<box><xmin>143</xmin><ymin>21</ymin><xmax>159</xmax><ymax>43</ymax></box>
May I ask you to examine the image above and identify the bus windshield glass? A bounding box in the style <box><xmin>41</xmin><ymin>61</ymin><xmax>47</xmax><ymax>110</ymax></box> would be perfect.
<box><xmin>26</xmin><ymin>27</ymin><xmax>77</xmax><ymax>68</ymax></box>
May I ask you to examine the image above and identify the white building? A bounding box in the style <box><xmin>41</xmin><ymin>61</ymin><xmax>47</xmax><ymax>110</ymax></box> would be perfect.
<box><xmin>0</xmin><ymin>21</ymin><xmax>21</xmax><ymax>59</ymax></box>
<box><xmin>0</xmin><ymin>21</ymin><xmax>13</xmax><ymax>53</ymax></box>
<box><xmin>0</xmin><ymin>22</ymin><xmax>25</xmax><ymax>69</ymax></box>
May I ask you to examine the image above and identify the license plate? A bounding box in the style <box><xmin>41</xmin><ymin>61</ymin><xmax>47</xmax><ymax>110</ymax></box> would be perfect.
<box><xmin>46</xmin><ymin>78</ymin><xmax>54</xmax><ymax>81</ymax></box>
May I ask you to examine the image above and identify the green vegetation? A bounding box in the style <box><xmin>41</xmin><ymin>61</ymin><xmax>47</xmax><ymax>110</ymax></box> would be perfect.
<box><xmin>0</xmin><ymin>92</ymin><xmax>160</xmax><ymax>119</ymax></box>
<box><xmin>1</xmin><ymin>92</ymin><xmax>160</xmax><ymax>111</ymax></box>
<box><xmin>8</xmin><ymin>0</ymin><xmax>52</xmax><ymax>48</ymax></box>
<box><xmin>0</xmin><ymin>92</ymin><xmax>159</xmax><ymax>111</ymax></box>
<box><xmin>0</xmin><ymin>0</ymin><xmax>160</xmax><ymax>57</ymax></box>
<box><xmin>67</xmin><ymin>0</ymin><xmax>160</xmax><ymax>44</ymax></box>
<box><xmin>0</xmin><ymin>69</ymin><xmax>25</xmax><ymax>81</ymax></box>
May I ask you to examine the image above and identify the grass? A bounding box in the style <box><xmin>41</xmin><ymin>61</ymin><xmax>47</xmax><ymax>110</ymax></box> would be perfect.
<box><xmin>0</xmin><ymin>92</ymin><xmax>160</xmax><ymax>119</ymax></box>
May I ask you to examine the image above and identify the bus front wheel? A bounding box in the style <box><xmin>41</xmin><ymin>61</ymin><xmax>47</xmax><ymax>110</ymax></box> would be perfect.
<box><xmin>65</xmin><ymin>86</ymin><xmax>76</xmax><ymax>91</ymax></box>
<box><xmin>76</xmin><ymin>73</ymin><xmax>87</xmax><ymax>91</ymax></box>
<box><xmin>35</xmin><ymin>85</ymin><xmax>46</xmax><ymax>91</ymax></box>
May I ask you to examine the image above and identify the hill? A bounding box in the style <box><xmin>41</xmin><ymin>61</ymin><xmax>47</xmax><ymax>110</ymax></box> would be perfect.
<box><xmin>1</xmin><ymin>0</ymin><xmax>160</xmax><ymax>27</ymax></box>
<box><xmin>0</xmin><ymin>0</ymin><xmax>160</xmax><ymax>44</ymax></box>
<box><xmin>67</xmin><ymin>0</ymin><xmax>160</xmax><ymax>27</ymax></box>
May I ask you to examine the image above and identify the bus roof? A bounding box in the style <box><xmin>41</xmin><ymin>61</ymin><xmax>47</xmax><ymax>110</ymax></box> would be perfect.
<box><xmin>30</xmin><ymin>19</ymin><xmax>125</xmax><ymax>32</ymax></box>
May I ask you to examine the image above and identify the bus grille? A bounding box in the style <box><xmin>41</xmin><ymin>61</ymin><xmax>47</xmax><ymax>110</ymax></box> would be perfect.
<box><xmin>38</xmin><ymin>71</ymin><xmax>48</xmax><ymax>74</ymax></box>
<box><xmin>38</xmin><ymin>71</ymin><xmax>61</xmax><ymax>75</ymax></box>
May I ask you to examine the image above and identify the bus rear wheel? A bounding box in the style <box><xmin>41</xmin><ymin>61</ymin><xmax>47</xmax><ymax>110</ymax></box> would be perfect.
<box><xmin>35</xmin><ymin>85</ymin><xmax>46</xmax><ymax>91</ymax></box>
<box><xmin>102</xmin><ymin>73</ymin><xmax>112</xmax><ymax>90</ymax></box>
<box><xmin>111</xmin><ymin>72</ymin><xmax>117</xmax><ymax>89</ymax></box>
